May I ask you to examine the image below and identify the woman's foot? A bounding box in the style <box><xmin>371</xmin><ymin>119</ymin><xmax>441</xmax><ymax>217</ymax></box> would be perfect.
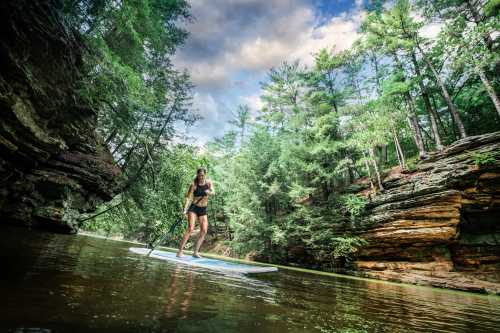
<box><xmin>176</xmin><ymin>251</ymin><xmax>183</xmax><ymax>258</ymax></box>
<box><xmin>192</xmin><ymin>253</ymin><xmax>202</xmax><ymax>258</ymax></box>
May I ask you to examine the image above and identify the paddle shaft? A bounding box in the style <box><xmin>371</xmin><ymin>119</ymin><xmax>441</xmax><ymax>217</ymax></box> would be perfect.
<box><xmin>147</xmin><ymin>196</ymin><xmax>205</xmax><ymax>256</ymax></box>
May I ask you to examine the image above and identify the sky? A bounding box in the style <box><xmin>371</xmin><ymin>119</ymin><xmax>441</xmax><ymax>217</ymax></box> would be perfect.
<box><xmin>173</xmin><ymin>0</ymin><xmax>369</xmax><ymax>146</ymax></box>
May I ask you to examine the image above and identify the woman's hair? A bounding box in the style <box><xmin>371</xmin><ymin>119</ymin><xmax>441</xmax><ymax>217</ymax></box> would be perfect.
<box><xmin>194</xmin><ymin>167</ymin><xmax>207</xmax><ymax>185</ymax></box>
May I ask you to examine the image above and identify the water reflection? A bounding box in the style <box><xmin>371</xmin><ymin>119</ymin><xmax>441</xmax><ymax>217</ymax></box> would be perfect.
<box><xmin>1</xmin><ymin>227</ymin><xmax>499</xmax><ymax>333</ymax></box>
<box><xmin>165</xmin><ymin>267</ymin><xmax>194</xmax><ymax>320</ymax></box>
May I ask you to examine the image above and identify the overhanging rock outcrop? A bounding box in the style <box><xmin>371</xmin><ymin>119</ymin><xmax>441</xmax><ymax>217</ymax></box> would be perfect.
<box><xmin>0</xmin><ymin>1</ymin><xmax>123</xmax><ymax>233</ymax></box>
<box><xmin>344</xmin><ymin>132</ymin><xmax>500</xmax><ymax>294</ymax></box>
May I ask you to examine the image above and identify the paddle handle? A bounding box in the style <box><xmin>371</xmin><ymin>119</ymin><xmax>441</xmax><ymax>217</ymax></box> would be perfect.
<box><xmin>147</xmin><ymin>196</ymin><xmax>204</xmax><ymax>256</ymax></box>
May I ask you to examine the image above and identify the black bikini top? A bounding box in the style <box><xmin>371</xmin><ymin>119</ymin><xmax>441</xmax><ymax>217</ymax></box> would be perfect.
<box><xmin>193</xmin><ymin>182</ymin><xmax>210</xmax><ymax>197</ymax></box>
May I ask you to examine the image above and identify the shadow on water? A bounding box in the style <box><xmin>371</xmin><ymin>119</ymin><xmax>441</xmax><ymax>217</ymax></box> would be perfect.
<box><xmin>1</xmin><ymin>226</ymin><xmax>499</xmax><ymax>333</ymax></box>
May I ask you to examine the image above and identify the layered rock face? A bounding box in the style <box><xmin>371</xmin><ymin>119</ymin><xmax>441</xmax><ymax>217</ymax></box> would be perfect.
<box><xmin>0</xmin><ymin>1</ymin><xmax>122</xmax><ymax>233</ymax></box>
<box><xmin>348</xmin><ymin>132</ymin><xmax>500</xmax><ymax>294</ymax></box>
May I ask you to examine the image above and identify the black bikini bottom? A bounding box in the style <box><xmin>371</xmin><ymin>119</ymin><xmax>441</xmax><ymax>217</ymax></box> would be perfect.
<box><xmin>188</xmin><ymin>204</ymin><xmax>207</xmax><ymax>217</ymax></box>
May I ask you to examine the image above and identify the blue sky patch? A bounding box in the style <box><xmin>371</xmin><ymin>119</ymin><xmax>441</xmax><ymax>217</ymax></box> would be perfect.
<box><xmin>173</xmin><ymin>0</ymin><xmax>366</xmax><ymax>145</ymax></box>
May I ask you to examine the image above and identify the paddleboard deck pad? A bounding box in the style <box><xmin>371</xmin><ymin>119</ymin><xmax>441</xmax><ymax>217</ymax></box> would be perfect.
<box><xmin>129</xmin><ymin>247</ymin><xmax>278</xmax><ymax>274</ymax></box>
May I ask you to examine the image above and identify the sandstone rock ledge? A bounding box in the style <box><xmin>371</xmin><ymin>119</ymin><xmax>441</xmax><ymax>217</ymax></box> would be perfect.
<box><xmin>0</xmin><ymin>1</ymin><xmax>123</xmax><ymax>233</ymax></box>
<box><xmin>346</xmin><ymin>132</ymin><xmax>500</xmax><ymax>294</ymax></box>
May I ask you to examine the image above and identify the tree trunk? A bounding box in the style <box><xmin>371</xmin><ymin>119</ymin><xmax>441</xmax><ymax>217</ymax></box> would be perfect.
<box><xmin>369</xmin><ymin>147</ymin><xmax>384</xmax><ymax>191</ymax></box>
<box><xmin>332</xmin><ymin>100</ymin><xmax>338</xmax><ymax>113</ymax></box>
<box><xmin>416</xmin><ymin>44</ymin><xmax>467</xmax><ymax>138</ymax></box>
<box><xmin>478</xmin><ymin>68</ymin><xmax>500</xmax><ymax>118</ymax></box>
<box><xmin>392</xmin><ymin>126</ymin><xmax>406</xmax><ymax>170</ymax></box>
<box><xmin>79</xmin><ymin>201</ymin><xmax>125</xmax><ymax>223</ymax></box>
<box><xmin>105</xmin><ymin>128</ymin><xmax>118</xmax><ymax>145</ymax></box>
<box><xmin>405</xmin><ymin>94</ymin><xmax>427</xmax><ymax>159</ymax></box>
<box><xmin>380</xmin><ymin>144</ymin><xmax>387</xmax><ymax>166</ymax></box>
<box><xmin>394</xmin><ymin>134</ymin><xmax>403</xmax><ymax>169</ymax></box>
<box><xmin>410</xmin><ymin>52</ymin><xmax>443</xmax><ymax>150</ymax></box>
<box><xmin>430</xmin><ymin>94</ymin><xmax>449</xmax><ymax>137</ymax></box>
<box><xmin>112</xmin><ymin>117</ymin><xmax>147</xmax><ymax>156</ymax></box>
<box><xmin>327</xmin><ymin>75</ymin><xmax>339</xmax><ymax>113</ymax></box>
<box><xmin>392</xmin><ymin>52</ymin><xmax>427</xmax><ymax>157</ymax></box>
<box><xmin>417</xmin><ymin>121</ymin><xmax>433</xmax><ymax>150</ymax></box>
<box><xmin>144</xmin><ymin>143</ymin><xmax>157</xmax><ymax>190</ymax></box>
<box><xmin>124</xmin><ymin>104</ymin><xmax>177</xmax><ymax>190</ymax></box>
<box><xmin>407</xmin><ymin>116</ymin><xmax>426</xmax><ymax>159</ymax></box>
<box><xmin>362</xmin><ymin>152</ymin><xmax>376</xmax><ymax>194</ymax></box>
<box><xmin>119</xmin><ymin>138</ymin><xmax>141</xmax><ymax>170</ymax></box>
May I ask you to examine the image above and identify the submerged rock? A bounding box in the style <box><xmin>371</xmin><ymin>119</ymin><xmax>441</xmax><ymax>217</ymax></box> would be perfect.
<box><xmin>345</xmin><ymin>132</ymin><xmax>500</xmax><ymax>294</ymax></box>
<box><xmin>0</xmin><ymin>1</ymin><xmax>123</xmax><ymax>232</ymax></box>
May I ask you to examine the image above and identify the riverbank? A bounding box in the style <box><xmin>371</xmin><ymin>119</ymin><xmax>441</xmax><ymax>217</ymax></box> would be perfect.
<box><xmin>78</xmin><ymin>230</ymin><xmax>500</xmax><ymax>297</ymax></box>
<box><xmin>262</xmin><ymin>132</ymin><xmax>500</xmax><ymax>295</ymax></box>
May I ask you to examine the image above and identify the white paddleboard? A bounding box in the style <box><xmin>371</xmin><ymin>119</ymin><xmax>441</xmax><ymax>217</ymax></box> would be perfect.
<box><xmin>129</xmin><ymin>247</ymin><xmax>278</xmax><ymax>274</ymax></box>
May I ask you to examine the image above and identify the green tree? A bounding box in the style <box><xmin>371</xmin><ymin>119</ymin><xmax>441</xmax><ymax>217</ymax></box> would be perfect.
<box><xmin>260</xmin><ymin>61</ymin><xmax>305</xmax><ymax>129</ymax></box>
<box><xmin>428</xmin><ymin>1</ymin><xmax>500</xmax><ymax>117</ymax></box>
<box><xmin>229</xmin><ymin>104</ymin><xmax>252</xmax><ymax>147</ymax></box>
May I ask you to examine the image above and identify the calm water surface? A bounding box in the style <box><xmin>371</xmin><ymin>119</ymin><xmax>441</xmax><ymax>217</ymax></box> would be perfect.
<box><xmin>1</xmin><ymin>227</ymin><xmax>499</xmax><ymax>333</ymax></box>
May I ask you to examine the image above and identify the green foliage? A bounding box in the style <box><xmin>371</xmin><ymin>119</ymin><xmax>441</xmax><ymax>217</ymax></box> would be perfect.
<box><xmin>330</xmin><ymin>236</ymin><xmax>368</xmax><ymax>261</ymax></box>
<box><xmin>285</xmin><ymin>205</ymin><xmax>367</xmax><ymax>265</ymax></box>
<box><xmin>201</xmin><ymin>0</ymin><xmax>498</xmax><ymax>271</ymax></box>
<box><xmin>202</xmin><ymin>0</ymin><xmax>498</xmax><ymax>267</ymax></box>
<box><xmin>83</xmin><ymin>145</ymin><xmax>208</xmax><ymax>244</ymax></box>
<box><xmin>64</xmin><ymin>0</ymin><xmax>197</xmax><ymax>193</ymax></box>
<box><xmin>229</xmin><ymin>104</ymin><xmax>252</xmax><ymax>147</ymax></box>
<box><xmin>485</xmin><ymin>0</ymin><xmax>500</xmax><ymax>16</ymax></box>
<box><xmin>471</xmin><ymin>151</ymin><xmax>497</xmax><ymax>166</ymax></box>
<box><xmin>339</xmin><ymin>194</ymin><xmax>366</xmax><ymax>223</ymax></box>
<box><xmin>404</xmin><ymin>156</ymin><xmax>420</xmax><ymax>172</ymax></box>
<box><xmin>67</xmin><ymin>1</ymin><xmax>202</xmax><ymax>245</ymax></box>
<box><xmin>81</xmin><ymin>0</ymin><xmax>498</xmax><ymax>274</ymax></box>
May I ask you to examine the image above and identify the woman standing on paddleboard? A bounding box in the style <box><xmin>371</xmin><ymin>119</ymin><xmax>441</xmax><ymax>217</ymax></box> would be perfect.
<box><xmin>177</xmin><ymin>167</ymin><xmax>215</xmax><ymax>258</ymax></box>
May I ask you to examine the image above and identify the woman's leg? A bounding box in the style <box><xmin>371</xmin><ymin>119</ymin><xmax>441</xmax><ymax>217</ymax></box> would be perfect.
<box><xmin>177</xmin><ymin>212</ymin><xmax>196</xmax><ymax>257</ymax></box>
<box><xmin>193</xmin><ymin>215</ymin><xmax>208</xmax><ymax>257</ymax></box>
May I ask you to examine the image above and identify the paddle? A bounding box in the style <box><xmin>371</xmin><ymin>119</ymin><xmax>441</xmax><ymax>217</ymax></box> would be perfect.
<box><xmin>146</xmin><ymin>218</ymin><xmax>183</xmax><ymax>256</ymax></box>
<box><xmin>146</xmin><ymin>196</ymin><xmax>205</xmax><ymax>257</ymax></box>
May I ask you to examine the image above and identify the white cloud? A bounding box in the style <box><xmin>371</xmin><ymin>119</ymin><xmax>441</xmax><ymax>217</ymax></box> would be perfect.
<box><xmin>174</xmin><ymin>0</ymin><xmax>367</xmax><ymax>145</ymax></box>
<box><xmin>290</xmin><ymin>11</ymin><xmax>365</xmax><ymax>67</ymax></box>
<box><xmin>222</xmin><ymin>6</ymin><xmax>363</xmax><ymax>73</ymax></box>
<box><xmin>186</xmin><ymin>92</ymin><xmax>234</xmax><ymax>145</ymax></box>
<box><xmin>179</xmin><ymin>60</ymin><xmax>230</xmax><ymax>88</ymax></box>
<box><xmin>232</xmin><ymin>8</ymin><xmax>365</xmax><ymax>121</ymax></box>
<box><xmin>175</xmin><ymin>1</ymin><xmax>365</xmax><ymax>88</ymax></box>
<box><xmin>240</xmin><ymin>93</ymin><xmax>264</xmax><ymax>116</ymax></box>
<box><xmin>228</xmin><ymin>37</ymin><xmax>298</xmax><ymax>71</ymax></box>
<box><xmin>191</xmin><ymin>92</ymin><xmax>219</xmax><ymax>119</ymax></box>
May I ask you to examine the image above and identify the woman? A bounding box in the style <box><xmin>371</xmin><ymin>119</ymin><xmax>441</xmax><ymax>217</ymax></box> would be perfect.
<box><xmin>176</xmin><ymin>168</ymin><xmax>215</xmax><ymax>258</ymax></box>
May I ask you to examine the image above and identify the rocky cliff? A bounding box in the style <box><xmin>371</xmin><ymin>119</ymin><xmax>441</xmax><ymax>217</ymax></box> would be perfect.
<box><xmin>0</xmin><ymin>1</ymin><xmax>122</xmax><ymax>233</ymax></box>
<box><xmin>343</xmin><ymin>132</ymin><xmax>500</xmax><ymax>294</ymax></box>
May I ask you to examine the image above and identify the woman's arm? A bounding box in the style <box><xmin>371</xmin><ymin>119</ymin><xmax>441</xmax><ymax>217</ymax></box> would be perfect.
<box><xmin>183</xmin><ymin>184</ymin><xmax>194</xmax><ymax>214</ymax></box>
<box><xmin>206</xmin><ymin>180</ymin><xmax>215</xmax><ymax>196</ymax></box>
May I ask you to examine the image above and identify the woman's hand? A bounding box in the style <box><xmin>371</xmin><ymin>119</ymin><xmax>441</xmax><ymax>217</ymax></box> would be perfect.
<box><xmin>205</xmin><ymin>181</ymin><xmax>215</xmax><ymax>196</ymax></box>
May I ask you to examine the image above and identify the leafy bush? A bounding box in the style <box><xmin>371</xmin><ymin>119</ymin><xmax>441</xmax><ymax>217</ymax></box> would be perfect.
<box><xmin>330</xmin><ymin>236</ymin><xmax>368</xmax><ymax>261</ymax></box>
<box><xmin>82</xmin><ymin>145</ymin><xmax>208</xmax><ymax>244</ymax></box>
<box><xmin>404</xmin><ymin>155</ymin><xmax>419</xmax><ymax>172</ymax></box>
<box><xmin>339</xmin><ymin>194</ymin><xmax>366</xmax><ymax>223</ymax></box>
<box><xmin>471</xmin><ymin>151</ymin><xmax>497</xmax><ymax>166</ymax></box>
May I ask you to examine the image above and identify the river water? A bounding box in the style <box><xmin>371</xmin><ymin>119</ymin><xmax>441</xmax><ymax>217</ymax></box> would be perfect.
<box><xmin>1</xmin><ymin>227</ymin><xmax>499</xmax><ymax>333</ymax></box>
